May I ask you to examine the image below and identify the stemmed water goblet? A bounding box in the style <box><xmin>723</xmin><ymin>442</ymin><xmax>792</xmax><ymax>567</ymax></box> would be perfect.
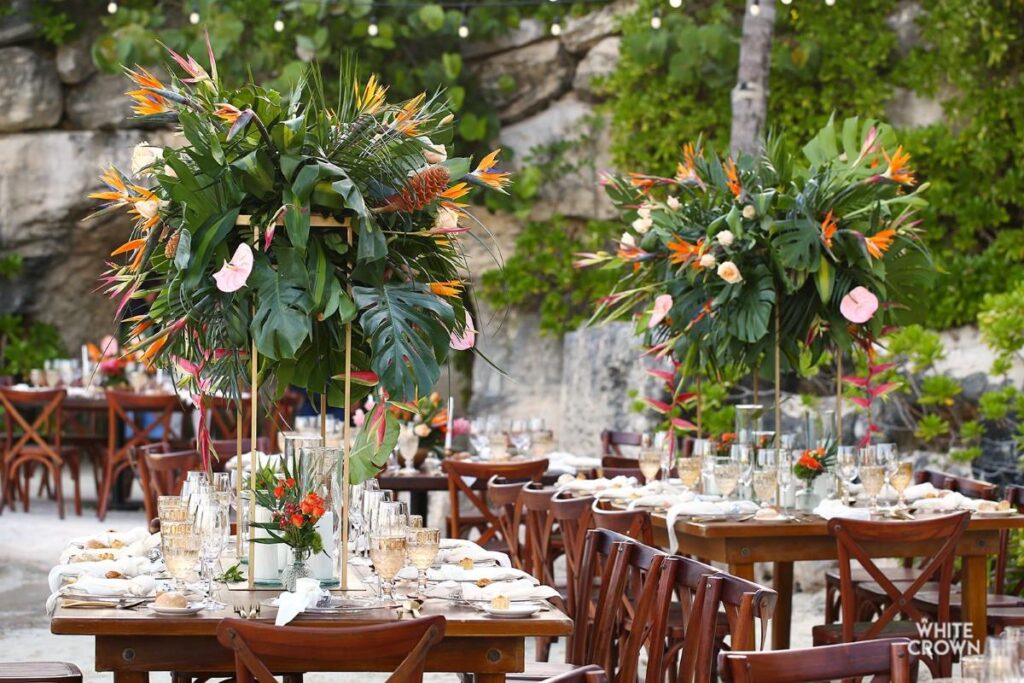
<box><xmin>713</xmin><ymin>457</ymin><xmax>740</xmax><ymax>500</ymax></box>
<box><xmin>859</xmin><ymin>446</ymin><xmax>885</xmax><ymax>512</ymax></box>
<box><xmin>676</xmin><ymin>457</ymin><xmax>702</xmax><ymax>493</ymax></box>
<box><xmin>405</xmin><ymin>527</ymin><xmax>441</xmax><ymax>594</ymax></box>
<box><xmin>194</xmin><ymin>491</ymin><xmax>229</xmax><ymax>608</ymax></box>
<box><xmin>638</xmin><ymin>442</ymin><xmax>661</xmax><ymax>486</ymax></box>
<box><xmin>396</xmin><ymin>422</ymin><xmax>420</xmax><ymax>475</ymax></box>
<box><xmin>368</xmin><ymin>500</ymin><xmax>407</xmax><ymax>601</ymax></box>
<box><xmin>835</xmin><ymin>447</ymin><xmax>860</xmax><ymax>506</ymax></box>
<box><xmin>753</xmin><ymin>448</ymin><xmax>778</xmax><ymax>507</ymax></box>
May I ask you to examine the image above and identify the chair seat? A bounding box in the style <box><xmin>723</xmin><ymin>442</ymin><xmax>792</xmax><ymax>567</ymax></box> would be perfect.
<box><xmin>913</xmin><ymin>590</ymin><xmax>1024</xmax><ymax>616</ymax></box>
<box><xmin>855</xmin><ymin>580</ymin><xmax>942</xmax><ymax>601</ymax></box>
<box><xmin>0</xmin><ymin>662</ymin><xmax>82</xmax><ymax>683</ymax></box>
<box><xmin>812</xmin><ymin>619</ymin><xmax>921</xmax><ymax>645</ymax></box>
<box><xmin>826</xmin><ymin>565</ymin><xmax>924</xmax><ymax>585</ymax></box>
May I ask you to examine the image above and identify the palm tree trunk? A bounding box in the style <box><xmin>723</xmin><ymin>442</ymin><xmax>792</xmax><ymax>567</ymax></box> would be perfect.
<box><xmin>730</xmin><ymin>1</ymin><xmax>776</xmax><ymax>157</ymax></box>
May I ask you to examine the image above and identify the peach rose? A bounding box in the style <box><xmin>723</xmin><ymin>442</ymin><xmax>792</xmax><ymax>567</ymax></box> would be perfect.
<box><xmin>717</xmin><ymin>260</ymin><xmax>743</xmax><ymax>284</ymax></box>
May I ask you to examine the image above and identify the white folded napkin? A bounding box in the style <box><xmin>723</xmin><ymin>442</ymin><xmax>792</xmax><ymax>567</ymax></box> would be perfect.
<box><xmin>555</xmin><ymin>475</ymin><xmax>637</xmax><ymax>493</ymax></box>
<box><xmin>545</xmin><ymin>452</ymin><xmax>602</xmax><ymax>476</ymax></box>
<box><xmin>664</xmin><ymin>500</ymin><xmax>760</xmax><ymax>553</ymax></box>
<box><xmin>68</xmin><ymin>527</ymin><xmax>152</xmax><ymax>550</ymax></box>
<box><xmin>48</xmin><ymin>556</ymin><xmax>163</xmax><ymax>593</ymax></box>
<box><xmin>427</xmin><ymin>578</ymin><xmax>559</xmax><ymax>602</ymax></box>
<box><xmin>436</xmin><ymin>539</ymin><xmax>511</xmax><ymax>568</ymax></box>
<box><xmin>627</xmin><ymin>491</ymin><xmax>696</xmax><ymax>510</ymax></box>
<box><xmin>813</xmin><ymin>498</ymin><xmax>872</xmax><ymax>521</ymax></box>
<box><xmin>397</xmin><ymin>564</ymin><xmax>536</xmax><ymax>584</ymax></box>
<box><xmin>274</xmin><ymin>578</ymin><xmax>325</xmax><ymax>626</ymax></box>
<box><xmin>60</xmin><ymin>574</ymin><xmax>158</xmax><ymax>598</ymax></box>
<box><xmin>902</xmin><ymin>482</ymin><xmax>941</xmax><ymax>502</ymax></box>
<box><xmin>911</xmin><ymin>492</ymin><xmax>978</xmax><ymax>512</ymax></box>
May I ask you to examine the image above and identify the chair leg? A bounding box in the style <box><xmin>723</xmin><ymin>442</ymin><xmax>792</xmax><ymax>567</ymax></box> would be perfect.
<box><xmin>21</xmin><ymin>465</ymin><xmax>31</xmax><ymax>513</ymax></box>
<box><xmin>70</xmin><ymin>456</ymin><xmax>82</xmax><ymax>516</ymax></box>
<box><xmin>54</xmin><ymin>462</ymin><xmax>65</xmax><ymax>520</ymax></box>
<box><xmin>97</xmin><ymin>454</ymin><xmax>115</xmax><ymax>521</ymax></box>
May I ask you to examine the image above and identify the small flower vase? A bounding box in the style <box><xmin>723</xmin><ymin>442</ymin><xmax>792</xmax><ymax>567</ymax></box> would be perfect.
<box><xmin>281</xmin><ymin>547</ymin><xmax>313</xmax><ymax>591</ymax></box>
<box><xmin>795</xmin><ymin>479</ymin><xmax>821</xmax><ymax>512</ymax></box>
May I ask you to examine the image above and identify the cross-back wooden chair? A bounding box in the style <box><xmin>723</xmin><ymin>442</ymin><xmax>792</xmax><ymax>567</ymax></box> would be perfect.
<box><xmin>600</xmin><ymin>430</ymin><xmax>643</xmax><ymax>457</ymax></box>
<box><xmin>719</xmin><ymin>638</ymin><xmax>917</xmax><ymax>683</ymax></box>
<box><xmin>441</xmin><ymin>458</ymin><xmax>548</xmax><ymax>544</ymax></box>
<box><xmin>550</xmin><ymin>491</ymin><xmax>594</xmax><ymax>651</ymax></box>
<box><xmin>590</xmin><ymin>500</ymin><xmax>654</xmax><ymax>545</ymax></box>
<box><xmin>812</xmin><ymin>512</ymin><xmax>971</xmax><ymax>677</ymax></box>
<box><xmin>487</xmin><ymin>476</ymin><xmax>529</xmax><ymax>568</ymax></box>
<box><xmin>216</xmin><ymin>615</ymin><xmax>446</xmax><ymax>683</ymax></box>
<box><xmin>134</xmin><ymin>445</ymin><xmax>202</xmax><ymax>523</ymax></box>
<box><xmin>209</xmin><ymin>437</ymin><xmax>271</xmax><ymax>471</ymax></box>
<box><xmin>914</xmin><ymin>468</ymin><xmax>998</xmax><ymax>500</ymax></box>
<box><xmin>265</xmin><ymin>389</ymin><xmax>303</xmax><ymax>449</ymax></box>
<box><xmin>538</xmin><ymin>666</ymin><xmax>608</xmax><ymax>683</ymax></box>
<box><xmin>202</xmin><ymin>396</ymin><xmax>253</xmax><ymax>441</ymax></box>
<box><xmin>521</xmin><ymin>484</ymin><xmax>565</xmax><ymax>662</ymax></box>
<box><xmin>100</xmin><ymin>390</ymin><xmax>185</xmax><ymax>520</ymax></box>
<box><xmin>0</xmin><ymin>387</ymin><xmax>81</xmax><ymax>518</ymax></box>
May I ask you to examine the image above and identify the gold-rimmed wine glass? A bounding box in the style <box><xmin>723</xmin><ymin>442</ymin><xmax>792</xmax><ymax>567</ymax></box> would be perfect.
<box><xmin>405</xmin><ymin>527</ymin><xmax>440</xmax><ymax>593</ymax></box>
<box><xmin>676</xmin><ymin>457</ymin><xmax>702</xmax><ymax>492</ymax></box>
<box><xmin>713</xmin><ymin>457</ymin><xmax>740</xmax><ymax>500</ymax></box>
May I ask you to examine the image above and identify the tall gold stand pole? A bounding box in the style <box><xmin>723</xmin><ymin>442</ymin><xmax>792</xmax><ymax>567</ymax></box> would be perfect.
<box><xmin>248</xmin><ymin>340</ymin><xmax>257</xmax><ymax>589</ymax></box>
<box><xmin>696</xmin><ymin>375</ymin><xmax>703</xmax><ymax>438</ymax></box>
<box><xmin>753</xmin><ymin>371</ymin><xmax>760</xmax><ymax>405</ymax></box>
<box><xmin>340</xmin><ymin>224</ymin><xmax>354</xmax><ymax>591</ymax></box>
<box><xmin>235</xmin><ymin>405</ymin><xmax>243</xmax><ymax>561</ymax></box>
<box><xmin>320</xmin><ymin>392</ymin><xmax>327</xmax><ymax>444</ymax></box>
<box><xmin>774</xmin><ymin>304</ymin><xmax>782</xmax><ymax>450</ymax></box>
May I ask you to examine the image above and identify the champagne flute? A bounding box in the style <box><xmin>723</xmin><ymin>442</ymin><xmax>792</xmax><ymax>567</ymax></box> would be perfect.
<box><xmin>879</xmin><ymin>443</ymin><xmax>898</xmax><ymax>506</ymax></box>
<box><xmin>194</xmin><ymin>494</ymin><xmax>229</xmax><ymax>608</ymax></box>
<box><xmin>405</xmin><ymin>527</ymin><xmax>441</xmax><ymax>593</ymax></box>
<box><xmin>713</xmin><ymin>458</ymin><xmax>740</xmax><ymax>500</ymax></box>
<box><xmin>731</xmin><ymin>444</ymin><xmax>753</xmax><ymax>498</ymax></box>
<box><xmin>835</xmin><ymin>447</ymin><xmax>860</xmax><ymax>505</ymax></box>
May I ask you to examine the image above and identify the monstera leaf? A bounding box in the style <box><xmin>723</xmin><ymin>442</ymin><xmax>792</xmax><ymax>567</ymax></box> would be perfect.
<box><xmin>249</xmin><ymin>250</ymin><xmax>313</xmax><ymax>360</ymax></box>
<box><xmin>725</xmin><ymin>265</ymin><xmax>776</xmax><ymax>344</ymax></box>
<box><xmin>353</xmin><ymin>283</ymin><xmax>455</xmax><ymax>401</ymax></box>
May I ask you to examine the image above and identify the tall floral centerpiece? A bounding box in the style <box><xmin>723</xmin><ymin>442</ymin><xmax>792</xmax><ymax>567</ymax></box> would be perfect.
<box><xmin>88</xmin><ymin>35</ymin><xmax>509</xmax><ymax>587</ymax></box>
<box><xmin>582</xmin><ymin>117</ymin><xmax>933</xmax><ymax>446</ymax></box>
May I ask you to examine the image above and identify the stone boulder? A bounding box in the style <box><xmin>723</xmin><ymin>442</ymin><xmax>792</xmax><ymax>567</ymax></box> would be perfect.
<box><xmin>0</xmin><ymin>47</ymin><xmax>62</xmax><ymax>133</ymax></box>
<box><xmin>463</xmin><ymin>19</ymin><xmax>547</xmax><ymax>59</ymax></box>
<box><xmin>0</xmin><ymin>1</ymin><xmax>37</xmax><ymax>47</ymax></box>
<box><xmin>559</xmin><ymin>0</ymin><xmax>635</xmax><ymax>55</ymax></box>
<box><xmin>65</xmin><ymin>73</ymin><xmax>139</xmax><ymax>129</ymax></box>
<box><xmin>470</xmin><ymin>39</ymin><xmax>573</xmax><ymax>123</ymax></box>
<box><xmin>56</xmin><ymin>37</ymin><xmax>97</xmax><ymax>85</ymax></box>
<box><xmin>573</xmin><ymin>36</ymin><xmax>621</xmax><ymax>100</ymax></box>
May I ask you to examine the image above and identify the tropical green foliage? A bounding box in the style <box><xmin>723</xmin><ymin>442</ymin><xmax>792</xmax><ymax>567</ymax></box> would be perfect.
<box><xmin>0</xmin><ymin>256</ymin><xmax>65</xmax><ymax>379</ymax></box>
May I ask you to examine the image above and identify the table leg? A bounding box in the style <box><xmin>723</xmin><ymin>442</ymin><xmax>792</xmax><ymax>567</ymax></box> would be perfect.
<box><xmin>475</xmin><ymin>674</ymin><xmax>506</xmax><ymax>683</ymax></box>
<box><xmin>961</xmin><ymin>554</ymin><xmax>989</xmax><ymax>651</ymax></box>
<box><xmin>728</xmin><ymin>562</ymin><xmax>755</xmax><ymax>581</ymax></box>
<box><xmin>771</xmin><ymin>561</ymin><xmax>794</xmax><ymax>651</ymax></box>
<box><xmin>113</xmin><ymin>673</ymin><xmax>148</xmax><ymax>683</ymax></box>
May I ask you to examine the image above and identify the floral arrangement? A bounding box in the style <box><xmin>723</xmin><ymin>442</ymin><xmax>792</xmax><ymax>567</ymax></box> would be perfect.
<box><xmin>581</xmin><ymin>117</ymin><xmax>933</xmax><ymax>414</ymax></box>
<box><xmin>794</xmin><ymin>445</ymin><xmax>835</xmax><ymax>482</ymax></box>
<box><xmin>251</xmin><ymin>458</ymin><xmax>326</xmax><ymax>555</ymax></box>
<box><xmin>391</xmin><ymin>392</ymin><xmax>449</xmax><ymax>450</ymax></box>
<box><xmin>712</xmin><ymin>432</ymin><xmax>737</xmax><ymax>457</ymax></box>
<box><xmin>88</xmin><ymin>35</ymin><xmax>509</xmax><ymax>478</ymax></box>
<box><xmin>88</xmin><ymin>335</ymin><xmax>131</xmax><ymax>387</ymax></box>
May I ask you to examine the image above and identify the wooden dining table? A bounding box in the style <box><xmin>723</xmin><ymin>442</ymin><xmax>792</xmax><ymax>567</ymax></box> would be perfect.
<box><xmin>650</xmin><ymin>510</ymin><xmax>1024</xmax><ymax>651</ymax></box>
<box><xmin>50</xmin><ymin>565</ymin><xmax>572</xmax><ymax>683</ymax></box>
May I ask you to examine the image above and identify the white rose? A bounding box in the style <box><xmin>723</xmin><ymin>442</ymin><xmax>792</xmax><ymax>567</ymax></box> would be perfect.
<box><xmin>717</xmin><ymin>260</ymin><xmax>743</xmax><ymax>284</ymax></box>
<box><xmin>131</xmin><ymin>142</ymin><xmax>163</xmax><ymax>176</ymax></box>
<box><xmin>433</xmin><ymin>206</ymin><xmax>460</xmax><ymax>232</ymax></box>
<box><xmin>424</xmin><ymin>143</ymin><xmax>447</xmax><ymax>164</ymax></box>
<box><xmin>631</xmin><ymin>216</ymin><xmax>653</xmax><ymax>234</ymax></box>
<box><xmin>667</xmin><ymin>196</ymin><xmax>681</xmax><ymax>210</ymax></box>
<box><xmin>716</xmin><ymin>229</ymin><xmax>735</xmax><ymax>247</ymax></box>
<box><xmin>414</xmin><ymin>423</ymin><xmax>431</xmax><ymax>438</ymax></box>
<box><xmin>135</xmin><ymin>199</ymin><xmax>162</xmax><ymax>219</ymax></box>
<box><xmin>699</xmin><ymin>253</ymin><xmax>716</xmax><ymax>269</ymax></box>
<box><xmin>620</xmin><ymin>232</ymin><xmax>636</xmax><ymax>247</ymax></box>
<box><xmin>742</xmin><ymin>205</ymin><xmax>757</xmax><ymax>220</ymax></box>
<box><xmin>637</xmin><ymin>205</ymin><xmax>652</xmax><ymax>220</ymax></box>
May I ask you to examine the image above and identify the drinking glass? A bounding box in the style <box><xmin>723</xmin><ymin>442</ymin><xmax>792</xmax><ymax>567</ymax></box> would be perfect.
<box><xmin>161</xmin><ymin>519</ymin><xmax>199</xmax><ymax>592</ymax></box>
<box><xmin>510</xmin><ymin>419</ymin><xmax>531</xmax><ymax>454</ymax></box>
<box><xmin>986</xmin><ymin>637</ymin><xmax>1017</xmax><ymax>682</ymax></box>
<box><xmin>362</xmin><ymin>490</ymin><xmax>393</xmax><ymax>541</ymax></box>
<box><xmin>194</xmin><ymin>494</ymin><xmax>229</xmax><ymax>608</ymax></box>
<box><xmin>369</xmin><ymin>533</ymin><xmax>406</xmax><ymax>601</ymax></box>
<box><xmin>209</xmin><ymin>472</ymin><xmax>232</xmax><ymax>507</ymax></box>
<box><xmin>128</xmin><ymin>370</ymin><xmax>148</xmax><ymax>393</ymax></box>
<box><xmin>713</xmin><ymin>458</ymin><xmax>740</xmax><ymax>499</ymax></box>
<box><xmin>396</xmin><ymin>423</ymin><xmax>420</xmax><ymax>475</ymax></box>
<box><xmin>890</xmin><ymin>461</ymin><xmax>913</xmax><ymax>508</ymax></box>
<box><xmin>406</xmin><ymin>527</ymin><xmax>441</xmax><ymax>593</ymax></box>
<box><xmin>731</xmin><ymin>444</ymin><xmax>753</xmax><ymax>497</ymax></box>
<box><xmin>487</xmin><ymin>431</ymin><xmax>509</xmax><ymax>461</ymax></box>
<box><xmin>752</xmin><ymin>468</ymin><xmax>777</xmax><ymax>507</ymax></box>
<box><xmin>734</xmin><ymin>404</ymin><xmax>764</xmax><ymax>446</ymax></box>
<box><xmin>469</xmin><ymin>417</ymin><xmax>489</xmax><ymax>455</ymax></box>
<box><xmin>676</xmin><ymin>457</ymin><xmax>702</xmax><ymax>492</ymax></box>
<box><xmin>375</xmin><ymin>500</ymin><xmax>408</xmax><ymax>533</ymax></box>
<box><xmin>860</xmin><ymin>447</ymin><xmax>885</xmax><ymax>511</ymax></box>
<box><xmin>408</xmin><ymin>514</ymin><xmax>424</xmax><ymax>529</ymax></box>
<box><xmin>835</xmin><ymin>447</ymin><xmax>860</xmax><ymax>505</ymax></box>
<box><xmin>961</xmin><ymin>654</ymin><xmax>986</xmax><ymax>680</ymax></box>
<box><xmin>638</xmin><ymin>447</ymin><xmax>661</xmax><ymax>485</ymax></box>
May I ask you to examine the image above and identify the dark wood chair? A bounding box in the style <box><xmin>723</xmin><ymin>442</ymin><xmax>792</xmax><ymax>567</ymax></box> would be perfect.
<box><xmin>265</xmin><ymin>389</ymin><xmax>303</xmax><ymax>449</ymax></box>
<box><xmin>441</xmin><ymin>458</ymin><xmax>548</xmax><ymax>543</ymax></box>
<box><xmin>209</xmin><ymin>437</ymin><xmax>271</xmax><ymax>471</ymax></box>
<box><xmin>590</xmin><ymin>500</ymin><xmax>654</xmax><ymax>545</ymax></box>
<box><xmin>550</xmin><ymin>491</ymin><xmax>594</xmax><ymax>653</ymax></box>
<box><xmin>521</xmin><ymin>485</ymin><xmax>565</xmax><ymax>662</ymax></box>
<box><xmin>0</xmin><ymin>662</ymin><xmax>83</xmax><ymax>683</ymax></box>
<box><xmin>0</xmin><ymin>387</ymin><xmax>81</xmax><ymax>518</ymax></box>
<box><xmin>600</xmin><ymin>430</ymin><xmax>643</xmax><ymax>457</ymax></box>
<box><xmin>100</xmin><ymin>390</ymin><xmax>185</xmax><ymax>520</ymax></box>
<box><xmin>487</xmin><ymin>476</ymin><xmax>528</xmax><ymax>568</ymax></box>
<box><xmin>216</xmin><ymin>615</ymin><xmax>446</xmax><ymax>683</ymax></box>
<box><xmin>914</xmin><ymin>467</ymin><xmax>998</xmax><ymax>500</ymax></box>
<box><xmin>537</xmin><ymin>666</ymin><xmax>608</xmax><ymax>683</ymax></box>
<box><xmin>134</xmin><ymin>445</ymin><xmax>202</xmax><ymax>523</ymax></box>
<box><xmin>719</xmin><ymin>638</ymin><xmax>917</xmax><ymax>683</ymax></box>
<box><xmin>202</xmin><ymin>396</ymin><xmax>253</xmax><ymax>441</ymax></box>
<box><xmin>812</xmin><ymin>512</ymin><xmax>971</xmax><ymax>677</ymax></box>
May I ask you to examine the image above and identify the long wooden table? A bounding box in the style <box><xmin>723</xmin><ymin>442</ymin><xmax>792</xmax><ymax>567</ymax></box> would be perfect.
<box><xmin>51</xmin><ymin>569</ymin><xmax>571</xmax><ymax>683</ymax></box>
<box><xmin>650</xmin><ymin>511</ymin><xmax>1024</xmax><ymax>651</ymax></box>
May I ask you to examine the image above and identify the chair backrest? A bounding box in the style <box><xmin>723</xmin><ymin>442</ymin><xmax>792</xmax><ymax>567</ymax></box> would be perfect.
<box><xmin>913</xmin><ymin>468</ymin><xmax>997</xmax><ymax>500</ymax></box>
<box><xmin>265</xmin><ymin>389</ymin><xmax>303</xmax><ymax>447</ymax></box>
<box><xmin>209</xmin><ymin>437</ymin><xmax>272</xmax><ymax>467</ymax></box>
<box><xmin>590</xmin><ymin>500</ymin><xmax>654</xmax><ymax>545</ymax></box>
<box><xmin>521</xmin><ymin>484</ymin><xmax>557</xmax><ymax>585</ymax></box>
<box><xmin>664</xmin><ymin>554</ymin><xmax>725</xmax><ymax>683</ymax></box>
<box><xmin>600</xmin><ymin>430</ymin><xmax>643</xmax><ymax>457</ymax></box>
<box><xmin>600</xmin><ymin>466</ymin><xmax>646</xmax><ymax>481</ymax></box>
<box><xmin>487</xmin><ymin>476</ymin><xmax>528</xmax><ymax>569</ymax></box>
<box><xmin>718</xmin><ymin>638</ymin><xmax>916</xmax><ymax>683</ymax></box>
<box><xmin>106</xmin><ymin>390</ymin><xmax>183</xmax><ymax>464</ymax></box>
<box><xmin>136</xmin><ymin>447</ymin><xmax>201</xmax><ymax>522</ymax></box>
<box><xmin>441</xmin><ymin>458</ymin><xmax>548</xmax><ymax>542</ymax></box>
<box><xmin>539</xmin><ymin>666</ymin><xmax>608</xmax><ymax>683</ymax></box>
<box><xmin>996</xmin><ymin>484</ymin><xmax>1024</xmax><ymax>595</ymax></box>
<box><xmin>715</xmin><ymin>566</ymin><xmax>779</xmax><ymax>653</ymax></box>
<box><xmin>830</xmin><ymin>512</ymin><xmax>970</xmax><ymax>648</ymax></box>
<box><xmin>202</xmin><ymin>396</ymin><xmax>253</xmax><ymax>441</ymax></box>
<box><xmin>550</xmin><ymin>491</ymin><xmax>595</xmax><ymax>623</ymax></box>
<box><xmin>601</xmin><ymin>455</ymin><xmax>639</xmax><ymax>469</ymax></box>
<box><xmin>216</xmin><ymin>616</ymin><xmax>446</xmax><ymax>683</ymax></box>
<box><xmin>0</xmin><ymin>386</ymin><xmax>66</xmax><ymax>464</ymax></box>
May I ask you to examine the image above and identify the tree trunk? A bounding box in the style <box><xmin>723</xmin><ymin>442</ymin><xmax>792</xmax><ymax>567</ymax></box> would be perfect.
<box><xmin>730</xmin><ymin>0</ymin><xmax>776</xmax><ymax>158</ymax></box>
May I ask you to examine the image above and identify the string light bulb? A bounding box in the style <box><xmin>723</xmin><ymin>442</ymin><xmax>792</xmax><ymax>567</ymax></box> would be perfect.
<box><xmin>273</xmin><ymin>14</ymin><xmax>285</xmax><ymax>32</ymax></box>
<box><xmin>458</xmin><ymin>20</ymin><xmax>470</xmax><ymax>38</ymax></box>
<box><xmin>550</xmin><ymin>16</ymin><xmax>562</xmax><ymax>36</ymax></box>
<box><xmin>669</xmin><ymin>0</ymin><xmax>682</xmax><ymax>7</ymax></box>
<box><xmin>749</xmin><ymin>0</ymin><xmax>761</xmax><ymax>16</ymax></box>
<box><xmin>106</xmin><ymin>1</ymin><xmax>117</xmax><ymax>13</ymax></box>
<box><xmin>650</xmin><ymin>8</ymin><xmax>661</xmax><ymax>29</ymax></box>
<box><xmin>825</xmin><ymin>0</ymin><xmax>836</xmax><ymax>4</ymax></box>
<box><xmin>188</xmin><ymin>3</ymin><xmax>200</xmax><ymax>24</ymax></box>
<box><xmin>781</xmin><ymin>0</ymin><xmax>792</xmax><ymax>4</ymax></box>
<box><xmin>368</xmin><ymin>16</ymin><xmax>379</xmax><ymax>36</ymax></box>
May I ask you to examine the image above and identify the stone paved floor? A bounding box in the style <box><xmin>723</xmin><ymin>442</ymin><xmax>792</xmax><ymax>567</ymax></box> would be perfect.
<box><xmin>0</xmin><ymin>470</ymin><xmax>828</xmax><ymax>682</ymax></box>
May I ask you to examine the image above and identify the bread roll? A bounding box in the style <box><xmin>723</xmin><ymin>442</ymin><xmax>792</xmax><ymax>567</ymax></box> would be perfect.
<box><xmin>155</xmin><ymin>591</ymin><xmax>188</xmax><ymax>608</ymax></box>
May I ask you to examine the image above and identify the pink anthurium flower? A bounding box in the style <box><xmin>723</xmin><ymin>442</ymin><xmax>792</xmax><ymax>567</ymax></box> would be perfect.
<box><xmin>213</xmin><ymin>243</ymin><xmax>254</xmax><ymax>293</ymax></box>
<box><xmin>648</xmin><ymin>294</ymin><xmax>673</xmax><ymax>328</ymax></box>
<box><xmin>840</xmin><ymin>286</ymin><xmax>879</xmax><ymax>324</ymax></box>
<box><xmin>450</xmin><ymin>311</ymin><xmax>476</xmax><ymax>350</ymax></box>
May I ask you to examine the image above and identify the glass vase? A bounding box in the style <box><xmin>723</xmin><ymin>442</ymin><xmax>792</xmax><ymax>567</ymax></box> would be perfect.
<box><xmin>795</xmin><ymin>479</ymin><xmax>821</xmax><ymax>512</ymax></box>
<box><xmin>734</xmin><ymin>404</ymin><xmax>764</xmax><ymax>446</ymax></box>
<box><xmin>281</xmin><ymin>547</ymin><xmax>313</xmax><ymax>591</ymax></box>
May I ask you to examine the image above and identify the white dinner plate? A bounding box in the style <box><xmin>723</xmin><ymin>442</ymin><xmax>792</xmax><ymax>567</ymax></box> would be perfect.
<box><xmin>973</xmin><ymin>509</ymin><xmax>1018</xmax><ymax>517</ymax></box>
<box><xmin>148</xmin><ymin>602</ymin><xmax>205</xmax><ymax>616</ymax></box>
<box><xmin>482</xmin><ymin>603</ymin><xmax>542</xmax><ymax>618</ymax></box>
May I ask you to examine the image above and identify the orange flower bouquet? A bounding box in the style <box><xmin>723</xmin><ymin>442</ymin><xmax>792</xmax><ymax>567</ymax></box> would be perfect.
<box><xmin>251</xmin><ymin>458</ymin><xmax>326</xmax><ymax>557</ymax></box>
<box><xmin>794</xmin><ymin>445</ymin><xmax>835</xmax><ymax>482</ymax></box>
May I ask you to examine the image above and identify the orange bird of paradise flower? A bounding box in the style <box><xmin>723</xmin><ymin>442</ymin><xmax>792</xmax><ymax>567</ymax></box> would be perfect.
<box><xmin>470</xmin><ymin>149</ymin><xmax>511</xmax><ymax>193</ymax></box>
<box><xmin>883</xmin><ymin>145</ymin><xmax>915</xmax><ymax>185</ymax></box>
<box><xmin>865</xmin><ymin>228</ymin><xmax>896</xmax><ymax>259</ymax></box>
<box><xmin>124</xmin><ymin>66</ymin><xmax>171</xmax><ymax>117</ymax></box>
<box><xmin>723</xmin><ymin>158</ymin><xmax>742</xmax><ymax>198</ymax></box>
<box><xmin>629</xmin><ymin>172</ymin><xmax>657</xmax><ymax>193</ymax></box>
<box><xmin>676</xmin><ymin>143</ymin><xmax>701</xmax><ymax>185</ymax></box>
<box><xmin>821</xmin><ymin>209</ymin><xmax>838</xmax><ymax>249</ymax></box>
<box><xmin>428</xmin><ymin>280</ymin><xmax>463</xmax><ymax>298</ymax></box>
<box><xmin>392</xmin><ymin>93</ymin><xmax>426</xmax><ymax>136</ymax></box>
<box><xmin>667</xmin><ymin>237</ymin><xmax>701</xmax><ymax>265</ymax></box>
<box><xmin>355</xmin><ymin>74</ymin><xmax>387</xmax><ymax>115</ymax></box>
<box><xmin>440</xmin><ymin>182</ymin><xmax>470</xmax><ymax>210</ymax></box>
<box><xmin>213</xmin><ymin>103</ymin><xmax>241</xmax><ymax>125</ymax></box>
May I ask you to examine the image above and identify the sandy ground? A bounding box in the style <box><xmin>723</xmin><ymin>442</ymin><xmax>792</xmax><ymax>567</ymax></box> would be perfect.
<box><xmin>0</xmin><ymin>470</ymin><xmax>827</xmax><ymax>682</ymax></box>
